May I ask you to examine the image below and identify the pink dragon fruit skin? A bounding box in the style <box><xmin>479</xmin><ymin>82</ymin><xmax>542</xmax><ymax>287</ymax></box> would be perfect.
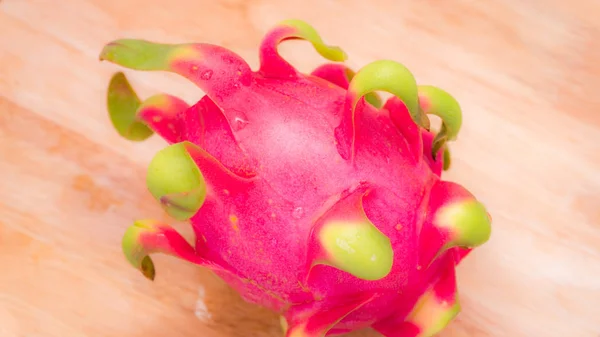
<box><xmin>100</xmin><ymin>19</ymin><xmax>492</xmax><ymax>337</ymax></box>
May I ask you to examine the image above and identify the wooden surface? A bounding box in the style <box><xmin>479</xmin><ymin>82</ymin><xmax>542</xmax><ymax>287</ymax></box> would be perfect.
<box><xmin>1</xmin><ymin>1</ymin><xmax>599</xmax><ymax>336</ymax></box>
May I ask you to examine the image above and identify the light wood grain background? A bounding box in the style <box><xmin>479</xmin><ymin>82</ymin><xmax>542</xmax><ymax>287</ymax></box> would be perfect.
<box><xmin>1</xmin><ymin>1</ymin><xmax>599</xmax><ymax>336</ymax></box>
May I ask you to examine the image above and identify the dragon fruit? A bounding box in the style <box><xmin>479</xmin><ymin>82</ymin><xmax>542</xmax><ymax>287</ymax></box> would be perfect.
<box><xmin>99</xmin><ymin>19</ymin><xmax>491</xmax><ymax>337</ymax></box>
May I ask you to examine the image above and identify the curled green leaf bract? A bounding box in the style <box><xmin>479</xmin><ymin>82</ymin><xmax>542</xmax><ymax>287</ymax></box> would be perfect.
<box><xmin>364</xmin><ymin>92</ymin><xmax>383</xmax><ymax>109</ymax></box>
<box><xmin>408</xmin><ymin>289</ymin><xmax>461</xmax><ymax>337</ymax></box>
<box><xmin>349</xmin><ymin>60</ymin><xmax>423</xmax><ymax>128</ymax></box>
<box><xmin>418</xmin><ymin>85</ymin><xmax>463</xmax><ymax>141</ymax></box>
<box><xmin>443</xmin><ymin>146</ymin><xmax>451</xmax><ymax>171</ymax></box>
<box><xmin>146</xmin><ymin>142</ymin><xmax>207</xmax><ymax>220</ymax></box>
<box><xmin>436</xmin><ymin>200</ymin><xmax>492</xmax><ymax>248</ymax></box>
<box><xmin>100</xmin><ymin>39</ymin><xmax>198</xmax><ymax>71</ymax></box>
<box><xmin>107</xmin><ymin>72</ymin><xmax>153</xmax><ymax>141</ymax></box>
<box><xmin>319</xmin><ymin>220</ymin><xmax>394</xmax><ymax>281</ymax></box>
<box><xmin>431</xmin><ymin>123</ymin><xmax>449</xmax><ymax>160</ymax></box>
<box><xmin>278</xmin><ymin>19</ymin><xmax>347</xmax><ymax>62</ymax></box>
<box><xmin>121</xmin><ymin>219</ymin><xmax>161</xmax><ymax>280</ymax></box>
<box><xmin>343</xmin><ymin>67</ymin><xmax>382</xmax><ymax>108</ymax></box>
<box><xmin>121</xmin><ymin>219</ymin><xmax>199</xmax><ymax>281</ymax></box>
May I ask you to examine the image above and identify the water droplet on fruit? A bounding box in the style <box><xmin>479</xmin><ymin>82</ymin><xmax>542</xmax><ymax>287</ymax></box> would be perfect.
<box><xmin>200</xmin><ymin>70</ymin><xmax>213</xmax><ymax>80</ymax></box>
<box><xmin>292</xmin><ymin>207</ymin><xmax>304</xmax><ymax>219</ymax></box>
<box><xmin>232</xmin><ymin>112</ymin><xmax>249</xmax><ymax>131</ymax></box>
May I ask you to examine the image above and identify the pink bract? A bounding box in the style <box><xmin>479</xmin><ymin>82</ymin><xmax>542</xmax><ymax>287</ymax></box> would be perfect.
<box><xmin>100</xmin><ymin>19</ymin><xmax>492</xmax><ymax>337</ymax></box>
